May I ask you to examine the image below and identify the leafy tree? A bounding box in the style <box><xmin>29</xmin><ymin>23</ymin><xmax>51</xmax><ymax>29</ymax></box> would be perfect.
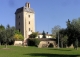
<box><xmin>3</xmin><ymin>25</ymin><xmax>15</xmax><ymax>48</ymax></box>
<box><xmin>59</xmin><ymin>28</ymin><xmax>68</xmax><ymax>48</ymax></box>
<box><xmin>52</xmin><ymin>25</ymin><xmax>61</xmax><ymax>38</ymax></box>
<box><xmin>27</xmin><ymin>38</ymin><xmax>40</xmax><ymax>47</ymax></box>
<box><xmin>52</xmin><ymin>25</ymin><xmax>61</xmax><ymax>48</ymax></box>
<box><xmin>13</xmin><ymin>30</ymin><xmax>24</xmax><ymax>41</ymax></box>
<box><xmin>15</xmin><ymin>30</ymin><xmax>21</xmax><ymax>34</ymax></box>
<box><xmin>29</xmin><ymin>32</ymin><xmax>38</xmax><ymax>38</ymax></box>
<box><xmin>1</xmin><ymin>25</ymin><xmax>16</xmax><ymax>48</ymax></box>
<box><xmin>0</xmin><ymin>24</ymin><xmax>5</xmax><ymax>45</ymax></box>
<box><xmin>0</xmin><ymin>24</ymin><xmax>5</xmax><ymax>30</ymax></box>
<box><xmin>74</xmin><ymin>38</ymin><xmax>78</xmax><ymax>50</ymax></box>
<box><xmin>13</xmin><ymin>33</ymin><xmax>24</xmax><ymax>41</ymax></box>
<box><xmin>0</xmin><ymin>24</ymin><xmax>20</xmax><ymax>47</ymax></box>
<box><xmin>66</xmin><ymin>19</ymin><xmax>73</xmax><ymax>46</ymax></box>
<box><xmin>42</xmin><ymin>30</ymin><xmax>46</xmax><ymax>38</ymax></box>
<box><xmin>66</xmin><ymin>18</ymin><xmax>80</xmax><ymax>48</ymax></box>
<box><xmin>63</xmin><ymin>35</ymin><xmax>68</xmax><ymax>47</ymax></box>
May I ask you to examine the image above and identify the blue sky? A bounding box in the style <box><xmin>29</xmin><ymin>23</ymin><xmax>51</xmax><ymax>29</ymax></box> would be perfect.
<box><xmin>0</xmin><ymin>0</ymin><xmax>80</xmax><ymax>33</ymax></box>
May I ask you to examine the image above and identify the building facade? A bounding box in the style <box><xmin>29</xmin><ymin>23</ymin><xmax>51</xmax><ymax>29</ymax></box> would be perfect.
<box><xmin>36</xmin><ymin>33</ymin><xmax>52</xmax><ymax>38</ymax></box>
<box><xmin>15</xmin><ymin>2</ymin><xmax>35</xmax><ymax>41</ymax></box>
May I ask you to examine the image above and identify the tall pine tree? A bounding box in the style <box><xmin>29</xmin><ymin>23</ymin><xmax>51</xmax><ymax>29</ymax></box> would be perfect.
<box><xmin>42</xmin><ymin>30</ymin><xmax>46</xmax><ymax>38</ymax></box>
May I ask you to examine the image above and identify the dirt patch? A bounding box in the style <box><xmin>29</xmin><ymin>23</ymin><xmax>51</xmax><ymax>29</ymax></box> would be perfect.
<box><xmin>2</xmin><ymin>48</ymin><xmax>10</xmax><ymax>50</ymax></box>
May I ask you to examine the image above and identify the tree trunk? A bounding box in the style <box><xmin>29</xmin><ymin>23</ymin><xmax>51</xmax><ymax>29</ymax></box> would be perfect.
<box><xmin>76</xmin><ymin>47</ymin><xmax>78</xmax><ymax>50</ymax></box>
<box><xmin>0</xmin><ymin>42</ymin><xmax>1</xmax><ymax>46</ymax></box>
<box><xmin>66</xmin><ymin>44</ymin><xmax>67</xmax><ymax>48</ymax></box>
<box><xmin>61</xmin><ymin>42</ymin><xmax>63</xmax><ymax>48</ymax></box>
<box><xmin>5</xmin><ymin>42</ymin><xmax>7</xmax><ymax>48</ymax></box>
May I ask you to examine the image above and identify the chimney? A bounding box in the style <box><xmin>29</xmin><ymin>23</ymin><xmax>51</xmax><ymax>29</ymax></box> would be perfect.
<box><xmin>25</xmin><ymin>2</ymin><xmax>30</xmax><ymax>8</ymax></box>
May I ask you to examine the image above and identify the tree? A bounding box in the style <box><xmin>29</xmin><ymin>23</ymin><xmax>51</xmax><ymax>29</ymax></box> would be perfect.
<box><xmin>0</xmin><ymin>24</ymin><xmax>5</xmax><ymax>30</ymax></box>
<box><xmin>1</xmin><ymin>25</ymin><xmax>16</xmax><ymax>48</ymax></box>
<box><xmin>0</xmin><ymin>24</ymin><xmax>19</xmax><ymax>47</ymax></box>
<box><xmin>59</xmin><ymin>28</ymin><xmax>68</xmax><ymax>48</ymax></box>
<box><xmin>52</xmin><ymin>25</ymin><xmax>61</xmax><ymax>48</ymax></box>
<box><xmin>42</xmin><ymin>30</ymin><xmax>46</xmax><ymax>38</ymax></box>
<box><xmin>29</xmin><ymin>32</ymin><xmax>38</xmax><ymax>38</ymax></box>
<box><xmin>63</xmin><ymin>35</ymin><xmax>68</xmax><ymax>47</ymax></box>
<box><xmin>0</xmin><ymin>24</ymin><xmax>5</xmax><ymax>45</ymax></box>
<box><xmin>66</xmin><ymin>18</ymin><xmax>80</xmax><ymax>48</ymax></box>
<box><xmin>74</xmin><ymin>38</ymin><xmax>78</xmax><ymax>50</ymax></box>
<box><xmin>52</xmin><ymin>25</ymin><xmax>61</xmax><ymax>38</ymax></box>
<box><xmin>66</xmin><ymin>19</ymin><xmax>73</xmax><ymax>46</ymax></box>
<box><xmin>13</xmin><ymin>30</ymin><xmax>24</xmax><ymax>41</ymax></box>
<box><xmin>4</xmin><ymin>25</ymin><xmax>14</xmax><ymax>48</ymax></box>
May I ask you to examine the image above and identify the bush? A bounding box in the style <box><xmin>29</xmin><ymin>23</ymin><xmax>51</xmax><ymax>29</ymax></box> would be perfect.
<box><xmin>27</xmin><ymin>39</ymin><xmax>35</xmax><ymax>46</ymax></box>
<box><xmin>48</xmin><ymin>43</ymin><xmax>54</xmax><ymax>48</ymax></box>
<box><xmin>27</xmin><ymin>38</ymin><xmax>40</xmax><ymax>47</ymax></box>
<box><xmin>13</xmin><ymin>34</ymin><xmax>24</xmax><ymax>41</ymax></box>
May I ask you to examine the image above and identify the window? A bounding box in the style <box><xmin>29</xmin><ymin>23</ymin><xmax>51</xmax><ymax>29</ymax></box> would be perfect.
<box><xmin>29</xmin><ymin>21</ymin><xmax>30</xmax><ymax>24</ymax></box>
<box><xmin>19</xmin><ymin>22</ymin><xmax>20</xmax><ymax>25</ymax></box>
<box><xmin>29</xmin><ymin>28</ymin><xmax>30</xmax><ymax>31</ymax></box>
<box><xmin>28</xmin><ymin>15</ymin><xmax>30</xmax><ymax>18</ymax></box>
<box><xmin>19</xmin><ymin>29</ymin><xmax>20</xmax><ymax>32</ymax></box>
<box><xmin>18</xmin><ymin>15</ymin><xmax>20</xmax><ymax>18</ymax></box>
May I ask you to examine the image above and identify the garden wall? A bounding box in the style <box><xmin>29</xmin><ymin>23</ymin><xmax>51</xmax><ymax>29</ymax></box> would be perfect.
<box><xmin>14</xmin><ymin>41</ymin><xmax>22</xmax><ymax>46</ymax></box>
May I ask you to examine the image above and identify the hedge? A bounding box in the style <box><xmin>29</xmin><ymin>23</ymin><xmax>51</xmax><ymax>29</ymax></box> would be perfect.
<box><xmin>27</xmin><ymin>38</ymin><xmax>40</xmax><ymax>47</ymax></box>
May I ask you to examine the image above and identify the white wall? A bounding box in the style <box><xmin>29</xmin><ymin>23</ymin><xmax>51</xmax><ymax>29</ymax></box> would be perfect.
<box><xmin>14</xmin><ymin>41</ymin><xmax>22</xmax><ymax>46</ymax></box>
<box><xmin>36</xmin><ymin>35</ymin><xmax>52</xmax><ymax>38</ymax></box>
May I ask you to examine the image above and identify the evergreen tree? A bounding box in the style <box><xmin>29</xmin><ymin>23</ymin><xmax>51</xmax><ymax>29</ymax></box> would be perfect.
<box><xmin>42</xmin><ymin>30</ymin><xmax>46</xmax><ymax>38</ymax></box>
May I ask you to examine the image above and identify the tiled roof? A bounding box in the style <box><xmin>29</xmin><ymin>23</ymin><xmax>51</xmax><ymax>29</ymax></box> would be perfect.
<box><xmin>15</xmin><ymin>7</ymin><xmax>23</xmax><ymax>14</ymax></box>
<box><xmin>15</xmin><ymin>7</ymin><xmax>34</xmax><ymax>14</ymax></box>
<box><xmin>24</xmin><ymin>7</ymin><xmax>34</xmax><ymax>13</ymax></box>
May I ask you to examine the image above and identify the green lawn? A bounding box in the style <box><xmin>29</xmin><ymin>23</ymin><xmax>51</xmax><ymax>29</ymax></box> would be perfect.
<box><xmin>0</xmin><ymin>46</ymin><xmax>80</xmax><ymax>57</ymax></box>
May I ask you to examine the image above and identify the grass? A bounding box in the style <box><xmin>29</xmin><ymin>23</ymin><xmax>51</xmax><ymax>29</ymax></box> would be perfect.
<box><xmin>0</xmin><ymin>45</ymin><xmax>80</xmax><ymax>57</ymax></box>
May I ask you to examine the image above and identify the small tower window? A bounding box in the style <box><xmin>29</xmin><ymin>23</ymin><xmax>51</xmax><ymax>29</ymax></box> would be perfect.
<box><xmin>28</xmin><ymin>15</ymin><xmax>30</xmax><ymax>18</ymax></box>
<box><xmin>19</xmin><ymin>15</ymin><xmax>20</xmax><ymax>18</ymax></box>
<box><xmin>19</xmin><ymin>22</ymin><xmax>20</xmax><ymax>25</ymax></box>
<box><xmin>29</xmin><ymin>28</ymin><xmax>30</xmax><ymax>31</ymax></box>
<box><xmin>29</xmin><ymin>21</ymin><xmax>30</xmax><ymax>24</ymax></box>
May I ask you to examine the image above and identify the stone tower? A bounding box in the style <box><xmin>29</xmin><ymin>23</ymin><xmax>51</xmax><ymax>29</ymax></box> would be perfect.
<box><xmin>15</xmin><ymin>2</ymin><xmax>35</xmax><ymax>41</ymax></box>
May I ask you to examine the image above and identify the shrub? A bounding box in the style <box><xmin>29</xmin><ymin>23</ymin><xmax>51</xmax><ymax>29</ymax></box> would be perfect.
<box><xmin>29</xmin><ymin>32</ymin><xmax>38</xmax><ymax>38</ymax></box>
<box><xmin>34</xmin><ymin>38</ymin><xmax>40</xmax><ymax>47</ymax></box>
<box><xmin>48</xmin><ymin>43</ymin><xmax>54</xmax><ymax>48</ymax></box>
<box><xmin>27</xmin><ymin>38</ymin><xmax>40</xmax><ymax>47</ymax></box>
<box><xmin>13</xmin><ymin>34</ymin><xmax>24</xmax><ymax>41</ymax></box>
<box><xmin>27</xmin><ymin>39</ymin><xmax>35</xmax><ymax>46</ymax></box>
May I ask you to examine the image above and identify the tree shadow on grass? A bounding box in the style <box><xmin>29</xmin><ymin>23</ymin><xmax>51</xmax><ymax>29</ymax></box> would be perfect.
<box><xmin>24</xmin><ymin>53</ymin><xmax>80</xmax><ymax>57</ymax></box>
<box><xmin>48</xmin><ymin>49</ymin><xmax>72</xmax><ymax>51</ymax></box>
